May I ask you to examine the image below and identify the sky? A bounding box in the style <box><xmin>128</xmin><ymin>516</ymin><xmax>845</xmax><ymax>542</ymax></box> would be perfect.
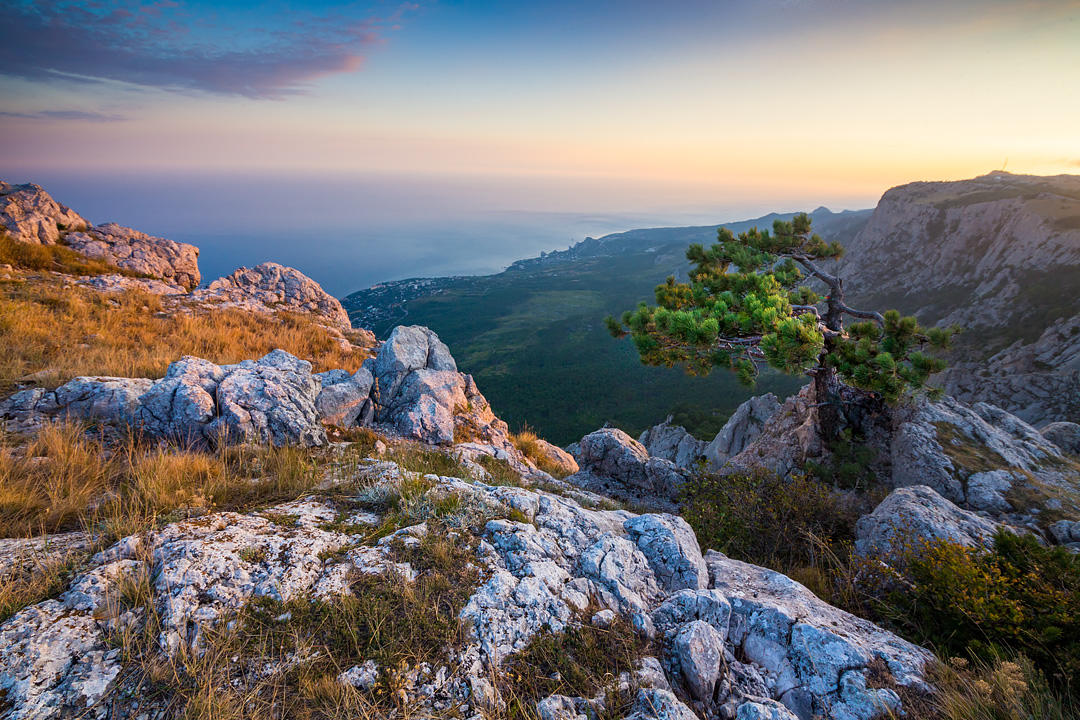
<box><xmin>1</xmin><ymin>0</ymin><xmax>1079</xmax><ymax>293</ymax></box>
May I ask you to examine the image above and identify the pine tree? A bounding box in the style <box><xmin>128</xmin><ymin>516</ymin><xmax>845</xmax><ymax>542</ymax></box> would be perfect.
<box><xmin>607</xmin><ymin>213</ymin><xmax>957</xmax><ymax>435</ymax></box>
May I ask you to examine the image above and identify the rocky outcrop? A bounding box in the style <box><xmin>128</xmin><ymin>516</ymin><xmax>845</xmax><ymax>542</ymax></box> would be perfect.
<box><xmin>0</xmin><ymin>350</ymin><xmax>327</xmax><ymax>447</ymax></box>
<box><xmin>855</xmin><ymin>485</ymin><xmax>1005</xmax><ymax>557</ymax></box>
<box><xmin>565</xmin><ymin>428</ymin><xmax>689</xmax><ymax>508</ymax></box>
<box><xmin>704</xmin><ymin>393</ymin><xmax>782</xmax><ymax>469</ymax></box>
<box><xmin>889</xmin><ymin>395</ymin><xmax>1078</xmax><ymax>529</ymax></box>
<box><xmin>64</xmin><ymin>223</ymin><xmax>201</xmax><ymax>290</ymax></box>
<box><xmin>0</xmin><ymin>455</ymin><xmax>934</xmax><ymax>719</ymax></box>
<box><xmin>0</xmin><ymin>182</ymin><xmax>86</xmax><ymax>245</ymax></box>
<box><xmin>0</xmin><ymin>326</ymin><xmax>518</xmax><ymax>453</ymax></box>
<box><xmin>639</xmin><ymin>418</ymin><xmax>707</xmax><ymax>469</ymax></box>
<box><xmin>1043</xmin><ymin>421</ymin><xmax>1080</xmax><ymax>456</ymax></box>
<box><xmin>833</xmin><ymin>171</ymin><xmax>1080</xmax><ymax>426</ymax></box>
<box><xmin>195</xmin><ymin>262</ymin><xmax>351</xmax><ymax>330</ymax></box>
<box><xmin>706</xmin><ymin>552</ymin><xmax>930</xmax><ymax>720</ymax></box>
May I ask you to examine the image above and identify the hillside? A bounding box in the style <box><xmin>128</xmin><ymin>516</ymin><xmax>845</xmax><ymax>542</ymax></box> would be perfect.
<box><xmin>833</xmin><ymin>171</ymin><xmax>1080</xmax><ymax>425</ymax></box>
<box><xmin>343</xmin><ymin>208</ymin><xmax>870</xmax><ymax>445</ymax></box>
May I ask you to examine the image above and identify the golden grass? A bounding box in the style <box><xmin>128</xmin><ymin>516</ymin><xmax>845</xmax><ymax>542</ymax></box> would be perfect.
<box><xmin>0</xmin><ymin>422</ymin><xmax>327</xmax><ymax>540</ymax></box>
<box><xmin>0</xmin><ymin>231</ymin><xmax>139</xmax><ymax>278</ymax></box>
<box><xmin>511</xmin><ymin>428</ymin><xmax>572</xmax><ymax>479</ymax></box>
<box><xmin>0</xmin><ymin>271</ymin><xmax>371</xmax><ymax>394</ymax></box>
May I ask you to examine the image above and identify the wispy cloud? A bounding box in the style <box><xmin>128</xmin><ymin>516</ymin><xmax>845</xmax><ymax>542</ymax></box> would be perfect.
<box><xmin>0</xmin><ymin>1</ymin><xmax>417</xmax><ymax>99</ymax></box>
<box><xmin>0</xmin><ymin>109</ymin><xmax>127</xmax><ymax>122</ymax></box>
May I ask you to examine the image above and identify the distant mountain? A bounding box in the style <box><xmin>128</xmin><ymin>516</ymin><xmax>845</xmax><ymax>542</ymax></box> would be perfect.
<box><xmin>343</xmin><ymin>207</ymin><xmax>871</xmax><ymax>445</ymax></box>
<box><xmin>832</xmin><ymin>171</ymin><xmax>1080</xmax><ymax>425</ymax></box>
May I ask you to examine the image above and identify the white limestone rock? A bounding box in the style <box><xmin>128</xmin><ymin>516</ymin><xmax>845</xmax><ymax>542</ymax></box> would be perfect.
<box><xmin>638</xmin><ymin>417</ymin><xmax>707</xmax><ymax>469</ymax></box>
<box><xmin>706</xmin><ymin>551</ymin><xmax>931</xmax><ymax>719</ymax></box>
<box><xmin>705</xmin><ymin>393</ymin><xmax>782</xmax><ymax>469</ymax></box>
<box><xmin>855</xmin><ymin>485</ymin><xmax>1005</xmax><ymax>556</ymax></box>
<box><xmin>0</xmin><ymin>182</ymin><xmax>87</xmax><ymax>245</ymax></box>
<box><xmin>565</xmin><ymin>427</ymin><xmax>689</xmax><ymax>507</ymax></box>
<box><xmin>195</xmin><ymin>261</ymin><xmax>351</xmax><ymax>330</ymax></box>
<box><xmin>65</xmin><ymin>222</ymin><xmax>201</xmax><ymax>290</ymax></box>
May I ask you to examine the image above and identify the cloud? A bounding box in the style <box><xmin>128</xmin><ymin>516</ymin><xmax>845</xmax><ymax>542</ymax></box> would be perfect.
<box><xmin>0</xmin><ymin>109</ymin><xmax>127</xmax><ymax>122</ymax></box>
<box><xmin>0</xmin><ymin>1</ymin><xmax>416</xmax><ymax>99</ymax></box>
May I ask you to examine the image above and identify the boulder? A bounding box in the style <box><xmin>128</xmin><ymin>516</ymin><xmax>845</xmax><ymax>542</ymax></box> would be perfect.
<box><xmin>705</xmin><ymin>393</ymin><xmax>782</xmax><ymax>468</ymax></box>
<box><xmin>565</xmin><ymin>428</ymin><xmax>689</xmax><ymax>507</ymax></box>
<box><xmin>195</xmin><ymin>262</ymin><xmax>351</xmax><ymax>330</ymax></box>
<box><xmin>316</xmin><ymin>364</ymin><xmax>375</xmax><ymax>427</ymax></box>
<box><xmin>624</xmin><ymin>514</ymin><xmax>708</xmax><ymax>592</ymax></box>
<box><xmin>735</xmin><ymin>699</ymin><xmax>800</xmax><ymax>720</ymax></box>
<box><xmin>64</xmin><ymin>223</ymin><xmax>200</xmax><ymax>290</ymax></box>
<box><xmin>207</xmin><ymin>350</ymin><xmax>325</xmax><ymax>446</ymax></box>
<box><xmin>707</xmin><ymin>551</ymin><xmax>930</xmax><ymax>719</ymax></box>
<box><xmin>674</xmin><ymin>619</ymin><xmax>723</xmax><ymax>701</ymax></box>
<box><xmin>1</xmin><ymin>350</ymin><xmax>326</xmax><ymax>447</ymax></box>
<box><xmin>855</xmin><ymin>485</ymin><xmax>1004</xmax><ymax>557</ymax></box>
<box><xmin>370</xmin><ymin>326</ymin><xmax>463</xmax><ymax>444</ymax></box>
<box><xmin>638</xmin><ymin>417</ymin><xmax>707</xmax><ymax>469</ymax></box>
<box><xmin>0</xmin><ymin>182</ymin><xmax>86</xmax><ymax>245</ymax></box>
<box><xmin>625</xmin><ymin>688</ymin><xmax>699</xmax><ymax>720</ymax></box>
<box><xmin>530</xmin><ymin>437</ymin><xmax>580</xmax><ymax>476</ymax></box>
<box><xmin>1042</xmin><ymin>421</ymin><xmax>1080</xmax><ymax>456</ymax></box>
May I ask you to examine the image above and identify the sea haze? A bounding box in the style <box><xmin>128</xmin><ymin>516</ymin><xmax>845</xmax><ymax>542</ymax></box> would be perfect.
<box><xmin>3</xmin><ymin>170</ymin><xmax>844</xmax><ymax>296</ymax></box>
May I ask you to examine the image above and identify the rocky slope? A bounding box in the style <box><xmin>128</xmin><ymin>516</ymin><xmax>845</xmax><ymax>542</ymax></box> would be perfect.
<box><xmin>0</xmin><ymin>180</ymin><xmax>355</xmax><ymax>332</ymax></box>
<box><xmin>0</xmin><ymin>325</ymin><xmax>945</xmax><ymax>720</ymax></box>
<box><xmin>833</xmin><ymin>171</ymin><xmax>1080</xmax><ymax>426</ymax></box>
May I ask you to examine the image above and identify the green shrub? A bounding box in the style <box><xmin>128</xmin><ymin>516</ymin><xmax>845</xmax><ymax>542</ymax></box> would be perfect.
<box><xmin>869</xmin><ymin>531</ymin><xmax>1080</xmax><ymax>692</ymax></box>
<box><xmin>680</xmin><ymin>468</ymin><xmax>868</xmax><ymax>572</ymax></box>
<box><xmin>805</xmin><ymin>428</ymin><xmax>880</xmax><ymax>491</ymax></box>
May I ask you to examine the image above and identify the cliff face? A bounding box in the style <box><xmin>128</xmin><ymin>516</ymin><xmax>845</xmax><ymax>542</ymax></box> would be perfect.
<box><xmin>834</xmin><ymin>171</ymin><xmax>1080</xmax><ymax>425</ymax></box>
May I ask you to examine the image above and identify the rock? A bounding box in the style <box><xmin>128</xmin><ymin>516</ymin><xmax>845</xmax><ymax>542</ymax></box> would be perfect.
<box><xmin>624</xmin><ymin>514</ymin><xmax>708</xmax><ymax>592</ymax></box>
<box><xmin>380</xmin><ymin>368</ymin><xmax>467</xmax><ymax>445</ymax></box>
<box><xmin>366</xmin><ymin>326</ymin><xmax>516</xmax><ymax>450</ymax></box>
<box><xmin>855</xmin><ymin>485</ymin><xmax>1005</xmax><ymax>557</ymax></box>
<box><xmin>0</xmin><ymin>449</ymin><xmax>937</xmax><ymax>720</ymax></box>
<box><xmin>373</xmin><ymin>325</ymin><xmax>457</xmax><ymax>397</ymax></box>
<box><xmin>2</xmin><ymin>350</ymin><xmax>326</xmax><ymax>447</ymax></box>
<box><xmin>1042</xmin><ymin>421</ymin><xmax>1080</xmax><ymax>456</ymax></box>
<box><xmin>889</xmin><ymin>396</ymin><xmax>1076</xmax><ymax>522</ymax></box>
<box><xmin>195</xmin><ymin>262</ymin><xmax>351</xmax><ymax>330</ymax></box>
<box><xmin>0</xmin><ymin>182</ymin><xmax>86</xmax><ymax>245</ymax></box>
<box><xmin>64</xmin><ymin>223</ymin><xmax>200</xmax><ymax>290</ymax></box>
<box><xmin>625</xmin><ymin>688</ymin><xmax>699</xmax><ymax>720</ymax></box>
<box><xmin>1048</xmin><ymin>519</ymin><xmax>1080</xmax><ymax>544</ymax></box>
<box><xmin>707</xmin><ymin>551</ymin><xmax>930</xmax><ymax>718</ymax></box>
<box><xmin>964</xmin><ymin>469</ymin><xmax>1017</xmax><ymax>513</ymax></box>
<box><xmin>674</xmin><ymin>619</ymin><xmax>723</xmax><ymax>701</ymax></box>
<box><xmin>316</xmin><ymin>363</ymin><xmax>374</xmax><ymax>427</ymax></box>
<box><xmin>736</xmin><ymin>698</ymin><xmax>800</xmax><ymax>720</ymax></box>
<box><xmin>639</xmin><ymin>417</ymin><xmax>707</xmax><ymax>469</ymax></box>
<box><xmin>76</xmin><ymin>273</ymin><xmax>189</xmax><ymax>295</ymax></box>
<box><xmin>530</xmin><ymin>437</ymin><xmax>580</xmax><ymax>476</ymax></box>
<box><xmin>536</xmin><ymin>694</ymin><xmax>589</xmax><ymax>720</ymax></box>
<box><xmin>208</xmin><ymin>350</ymin><xmax>325</xmax><ymax>446</ymax></box>
<box><xmin>705</xmin><ymin>393</ymin><xmax>782</xmax><ymax>468</ymax></box>
<box><xmin>565</xmin><ymin>428</ymin><xmax>688</xmax><ymax>507</ymax></box>
<box><xmin>338</xmin><ymin>660</ymin><xmax>380</xmax><ymax>690</ymax></box>
<box><xmin>832</xmin><ymin>171</ymin><xmax>1080</xmax><ymax>426</ymax></box>
<box><xmin>724</xmin><ymin>387</ymin><xmax>822</xmax><ymax>478</ymax></box>
<box><xmin>652</xmin><ymin>589</ymin><xmax>732</xmax><ymax>639</ymax></box>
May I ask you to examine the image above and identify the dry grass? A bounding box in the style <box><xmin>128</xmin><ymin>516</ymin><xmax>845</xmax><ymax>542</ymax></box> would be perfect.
<box><xmin>0</xmin><ymin>271</ymin><xmax>370</xmax><ymax>394</ymax></box>
<box><xmin>0</xmin><ymin>422</ymin><xmax>329</xmax><ymax>540</ymax></box>
<box><xmin>511</xmin><ymin>428</ymin><xmax>572</xmax><ymax>479</ymax></box>
<box><xmin>0</xmin><ymin>547</ymin><xmax>91</xmax><ymax>622</ymax></box>
<box><xmin>102</xmin><ymin>530</ymin><xmax>481</xmax><ymax>719</ymax></box>
<box><xmin>0</xmin><ymin>231</ymin><xmax>138</xmax><ymax>278</ymax></box>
